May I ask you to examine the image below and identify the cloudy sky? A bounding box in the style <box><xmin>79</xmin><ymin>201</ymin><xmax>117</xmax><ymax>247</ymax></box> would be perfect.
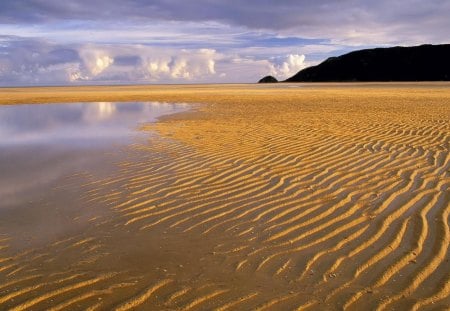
<box><xmin>0</xmin><ymin>1</ymin><xmax>449</xmax><ymax>86</ymax></box>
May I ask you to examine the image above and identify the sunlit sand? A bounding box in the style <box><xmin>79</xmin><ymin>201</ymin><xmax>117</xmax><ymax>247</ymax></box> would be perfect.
<box><xmin>0</xmin><ymin>83</ymin><xmax>449</xmax><ymax>310</ymax></box>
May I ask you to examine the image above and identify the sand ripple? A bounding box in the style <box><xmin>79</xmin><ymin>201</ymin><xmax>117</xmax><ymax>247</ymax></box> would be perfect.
<box><xmin>1</xmin><ymin>85</ymin><xmax>449</xmax><ymax>310</ymax></box>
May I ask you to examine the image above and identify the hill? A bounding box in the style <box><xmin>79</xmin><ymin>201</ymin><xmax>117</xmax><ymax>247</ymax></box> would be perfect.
<box><xmin>284</xmin><ymin>44</ymin><xmax>450</xmax><ymax>82</ymax></box>
<box><xmin>258</xmin><ymin>75</ymin><xmax>278</xmax><ymax>83</ymax></box>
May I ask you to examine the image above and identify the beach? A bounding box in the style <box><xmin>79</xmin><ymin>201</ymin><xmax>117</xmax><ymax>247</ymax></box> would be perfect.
<box><xmin>0</xmin><ymin>83</ymin><xmax>449</xmax><ymax>310</ymax></box>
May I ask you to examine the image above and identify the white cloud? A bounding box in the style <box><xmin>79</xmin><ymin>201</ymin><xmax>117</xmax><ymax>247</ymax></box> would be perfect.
<box><xmin>76</xmin><ymin>48</ymin><xmax>114</xmax><ymax>80</ymax></box>
<box><xmin>215</xmin><ymin>53</ymin><xmax>313</xmax><ymax>82</ymax></box>
<box><xmin>171</xmin><ymin>58</ymin><xmax>189</xmax><ymax>79</ymax></box>
<box><xmin>0</xmin><ymin>38</ymin><xmax>222</xmax><ymax>85</ymax></box>
<box><xmin>136</xmin><ymin>48</ymin><xmax>217</xmax><ymax>81</ymax></box>
<box><xmin>216</xmin><ymin>56</ymin><xmax>275</xmax><ymax>83</ymax></box>
<box><xmin>269</xmin><ymin>54</ymin><xmax>307</xmax><ymax>79</ymax></box>
<box><xmin>0</xmin><ymin>36</ymin><xmax>317</xmax><ymax>85</ymax></box>
<box><xmin>139</xmin><ymin>55</ymin><xmax>172</xmax><ymax>81</ymax></box>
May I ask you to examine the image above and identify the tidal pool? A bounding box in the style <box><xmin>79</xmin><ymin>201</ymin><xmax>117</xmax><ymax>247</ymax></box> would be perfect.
<box><xmin>0</xmin><ymin>101</ymin><xmax>189</xmax><ymax>247</ymax></box>
<box><xmin>0</xmin><ymin>101</ymin><xmax>189</xmax><ymax>147</ymax></box>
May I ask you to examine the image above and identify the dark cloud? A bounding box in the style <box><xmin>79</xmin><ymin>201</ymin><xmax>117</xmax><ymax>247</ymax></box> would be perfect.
<box><xmin>114</xmin><ymin>55</ymin><xmax>141</xmax><ymax>66</ymax></box>
<box><xmin>1</xmin><ymin>0</ymin><xmax>449</xmax><ymax>36</ymax></box>
<box><xmin>0</xmin><ymin>36</ymin><xmax>81</xmax><ymax>85</ymax></box>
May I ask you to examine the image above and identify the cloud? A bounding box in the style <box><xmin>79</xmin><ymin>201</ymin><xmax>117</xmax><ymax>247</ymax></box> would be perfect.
<box><xmin>130</xmin><ymin>47</ymin><xmax>217</xmax><ymax>81</ymax></box>
<box><xmin>1</xmin><ymin>1</ymin><xmax>449</xmax><ymax>46</ymax></box>
<box><xmin>269</xmin><ymin>54</ymin><xmax>307</xmax><ymax>79</ymax></box>
<box><xmin>0</xmin><ymin>37</ymin><xmax>221</xmax><ymax>85</ymax></box>
<box><xmin>213</xmin><ymin>53</ymin><xmax>310</xmax><ymax>83</ymax></box>
<box><xmin>0</xmin><ymin>36</ymin><xmax>81</xmax><ymax>85</ymax></box>
<box><xmin>79</xmin><ymin>48</ymin><xmax>114</xmax><ymax>76</ymax></box>
<box><xmin>0</xmin><ymin>36</ymin><xmax>316</xmax><ymax>85</ymax></box>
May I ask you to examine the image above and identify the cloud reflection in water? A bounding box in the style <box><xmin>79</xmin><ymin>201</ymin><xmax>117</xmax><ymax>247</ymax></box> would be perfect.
<box><xmin>0</xmin><ymin>101</ymin><xmax>188</xmax><ymax>147</ymax></box>
<box><xmin>0</xmin><ymin>101</ymin><xmax>189</xmax><ymax>210</ymax></box>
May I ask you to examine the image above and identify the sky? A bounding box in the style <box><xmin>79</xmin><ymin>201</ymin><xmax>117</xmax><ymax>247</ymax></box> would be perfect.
<box><xmin>0</xmin><ymin>0</ymin><xmax>449</xmax><ymax>86</ymax></box>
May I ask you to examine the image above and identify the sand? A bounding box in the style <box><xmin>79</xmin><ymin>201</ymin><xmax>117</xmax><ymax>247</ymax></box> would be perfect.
<box><xmin>0</xmin><ymin>83</ymin><xmax>449</xmax><ymax>310</ymax></box>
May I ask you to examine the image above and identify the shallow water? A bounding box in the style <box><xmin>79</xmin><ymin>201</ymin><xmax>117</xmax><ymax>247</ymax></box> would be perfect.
<box><xmin>0</xmin><ymin>101</ymin><xmax>188</xmax><ymax>246</ymax></box>
<box><xmin>0</xmin><ymin>101</ymin><xmax>188</xmax><ymax>147</ymax></box>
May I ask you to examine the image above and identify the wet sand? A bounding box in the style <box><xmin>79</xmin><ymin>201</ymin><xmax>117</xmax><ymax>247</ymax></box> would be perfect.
<box><xmin>0</xmin><ymin>83</ymin><xmax>449</xmax><ymax>310</ymax></box>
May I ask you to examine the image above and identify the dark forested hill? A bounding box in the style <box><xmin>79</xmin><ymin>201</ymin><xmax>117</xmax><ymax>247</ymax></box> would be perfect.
<box><xmin>284</xmin><ymin>44</ymin><xmax>450</xmax><ymax>82</ymax></box>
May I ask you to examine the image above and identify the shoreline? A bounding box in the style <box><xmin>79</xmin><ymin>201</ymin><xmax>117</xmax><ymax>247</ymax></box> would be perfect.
<box><xmin>1</xmin><ymin>82</ymin><xmax>450</xmax><ymax>105</ymax></box>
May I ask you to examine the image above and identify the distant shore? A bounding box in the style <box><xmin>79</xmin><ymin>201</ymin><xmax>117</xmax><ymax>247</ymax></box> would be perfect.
<box><xmin>1</xmin><ymin>82</ymin><xmax>450</xmax><ymax>105</ymax></box>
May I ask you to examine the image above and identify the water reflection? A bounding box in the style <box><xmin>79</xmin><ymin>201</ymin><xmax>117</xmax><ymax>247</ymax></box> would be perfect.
<box><xmin>0</xmin><ymin>101</ymin><xmax>188</xmax><ymax>147</ymax></box>
<box><xmin>0</xmin><ymin>101</ymin><xmax>189</xmax><ymax>212</ymax></box>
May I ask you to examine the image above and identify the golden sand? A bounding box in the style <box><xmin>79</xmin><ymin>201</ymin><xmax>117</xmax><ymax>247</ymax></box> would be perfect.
<box><xmin>0</xmin><ymin>83</ymin><xmax>449</xmax><ymax>310</ymax></box>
